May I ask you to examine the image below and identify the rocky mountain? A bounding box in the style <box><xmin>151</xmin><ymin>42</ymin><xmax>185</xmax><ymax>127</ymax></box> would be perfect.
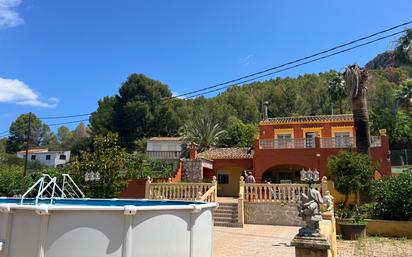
<box><xmin>365</xmin><ymin>51</ymin><xmax>399</xmax><ymax>70</ymax></box>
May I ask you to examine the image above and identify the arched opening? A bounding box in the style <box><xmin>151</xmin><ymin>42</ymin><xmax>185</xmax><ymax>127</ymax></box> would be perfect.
<box><xmin>261</xmin><ymin>164</ymin><xmax>307</xmax><ymax>184</ymax></box>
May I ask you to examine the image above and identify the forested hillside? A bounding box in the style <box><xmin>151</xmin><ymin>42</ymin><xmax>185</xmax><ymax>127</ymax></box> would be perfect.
<box><xmin>86</xmin><ymin>65</ymin><xmax>412</xmax><ymax>151</ymax></box>
<box><xmin>4</xmin><ymin>31</ymin><xmax>412</xmax><ymax>153</ymax></box>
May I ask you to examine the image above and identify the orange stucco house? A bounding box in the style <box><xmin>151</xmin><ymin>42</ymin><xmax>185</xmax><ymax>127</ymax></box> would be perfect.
<box><xmin>196</xmin><ymin>114</ymin><xmax>391</xmax><ymax>197</ymax></box>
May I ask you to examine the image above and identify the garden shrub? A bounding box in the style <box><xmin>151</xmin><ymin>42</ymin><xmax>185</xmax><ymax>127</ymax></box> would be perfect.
<box><xmin>0</xmin><ymin>165</ymin><xmax>33</xmax><ymax>196</ymax></box>
<box><xmin>328</xmin><ymin>149</ymin><xmax>375</xmax><ymax>205</ymax></box>
<box><xmin>372</xmin><ymin>170</ymin><xmax>412</xmax><ymax>221</ymax></box>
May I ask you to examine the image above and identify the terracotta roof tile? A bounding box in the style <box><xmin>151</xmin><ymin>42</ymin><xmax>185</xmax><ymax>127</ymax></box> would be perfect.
<box><xmin>198</xmin><ymin>147</ymin><xmax>252</xmax><ymax>160</ymax></box>
<box><xmin>260</xmin><ymin>114</ymin><xmax>353</xmax><ymax>125</ymax></box>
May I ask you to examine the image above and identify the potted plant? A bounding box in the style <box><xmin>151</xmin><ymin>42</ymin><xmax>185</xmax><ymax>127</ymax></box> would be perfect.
<box><xmin>338</xmin><ymin>206</ymin><xmax>367</xmax><ymax>240</ymax></box>
<box><xmin>328</xmin><ymin>149</ymin><xmax>376</xmax><ymax>240</ymax></box>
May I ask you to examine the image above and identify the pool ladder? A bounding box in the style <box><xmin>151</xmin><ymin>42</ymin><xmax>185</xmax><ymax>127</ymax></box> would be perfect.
<box><xmin>20</xmin><ymin>174</ymin><xmax>85</xmax><ymax>205</ymax></box>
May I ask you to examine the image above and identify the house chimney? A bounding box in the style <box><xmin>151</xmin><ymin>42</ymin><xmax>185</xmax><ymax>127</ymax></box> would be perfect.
<box><xmin>263</xmin><ymin>101</ymin><xmax>269</xmax><ymax>120</ymax></box>
<box><xmin>189</xmin><ymin>142</ymin><xmax>198</xmax><ymax>159</ymax></box>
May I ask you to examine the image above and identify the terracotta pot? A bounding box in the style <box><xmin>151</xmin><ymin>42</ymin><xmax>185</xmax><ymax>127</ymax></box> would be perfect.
<box><xmin>339</xmin><ymin>222</ymin><xmax>367</xmax><ymax>240</ymax></box>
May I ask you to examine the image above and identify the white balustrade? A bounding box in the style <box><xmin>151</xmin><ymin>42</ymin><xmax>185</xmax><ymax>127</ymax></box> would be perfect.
<box><xmin>242</xmin><ymin>183</ymin><xmax>321</xmax><ymax>203</ymax></box>
<box><xmin>145</xmin><ymin>176</ymin><xmax>217</xmax><ymax>202</ymax></box>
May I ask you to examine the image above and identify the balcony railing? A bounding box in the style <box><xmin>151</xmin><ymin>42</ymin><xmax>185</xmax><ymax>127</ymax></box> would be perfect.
<box><xmin>320</xmin><ymin>136</ymin><xmax>382</xmax><ymax>148</ymax></box>
<box><xmin>320</xmin><ymin>137</ymin><xmax>356</xmax><ymax>148</ymax></box>
<box><xmin>259</xmin><ymin>138</ymin><xmax>315</xmax><ymax>149</ymax></box>
<box><xmin>146</xmin><ymin>151</ymin><xmax>181</xmax><ymax>160</ymax></box>
<box><xmin>259</xmin><ymin>136</ymin><xmax>382</xmax><ymax>149</ymax></box>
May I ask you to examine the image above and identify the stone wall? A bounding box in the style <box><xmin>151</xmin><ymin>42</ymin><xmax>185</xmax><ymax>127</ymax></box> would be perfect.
<box><xmin>244</xmin><ymin>202</ymin><xmax>304</xmax><ymax>226</ymax></box>
<box><xmin>182</xmin><ymin>159</ymin><xmax>203</xmax><ymax>182</ymax></box>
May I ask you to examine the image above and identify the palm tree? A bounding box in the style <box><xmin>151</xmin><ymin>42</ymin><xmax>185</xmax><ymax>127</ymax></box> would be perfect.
<box><xmin>394</xmin><ymin>29</ymin><xmax>412</xmax><ymax>66</ymax></box>
<box><xmin>343</xmin><ymin>64</ymin><xmax>370</xmax><ymax>155</ymax></box>
<box><xmin>396</xmin><ymin>79</ymin><xmax>412</xmax><ymax>113</ymax></box>
<box><xmin>327</xmin><ymin>71</ymin><xmax>347</xmax><ymax>114</ymax></box>
<box><xmin>181</xmin><ymin>118</ymin><xmax>226</xmax><ymax>152</ymax></box>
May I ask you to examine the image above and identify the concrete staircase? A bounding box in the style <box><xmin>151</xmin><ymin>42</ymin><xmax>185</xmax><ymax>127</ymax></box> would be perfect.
<box><xmin>214</xmin><ymin>202</ymin><xmax>243</xmax><ymax>228</ymax></box>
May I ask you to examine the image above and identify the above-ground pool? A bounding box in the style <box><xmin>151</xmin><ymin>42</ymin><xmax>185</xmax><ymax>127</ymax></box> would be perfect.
<box><xmin>0</xmin><ymin>198</ymin><xmax>217</xmax><ymax>257</ymax></box>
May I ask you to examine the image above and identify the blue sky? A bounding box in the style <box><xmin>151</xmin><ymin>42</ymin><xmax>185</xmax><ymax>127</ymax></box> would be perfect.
<box><xmin>1</xmin><ymin>0</ymin><xmax>412</xmax><ymax>134</ymax></box>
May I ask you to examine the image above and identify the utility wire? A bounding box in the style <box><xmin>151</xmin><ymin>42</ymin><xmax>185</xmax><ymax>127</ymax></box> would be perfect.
<box><xmin>9</xmin><ymin>21</ymin><xmax>412</xmax><ymax>119</ymax></box>
<box><xmin>167</xmin><ymin>30</ymin><xmax>406</xmax><ymax>101</ymax></box>
<box><xmin>0</xmin><ymin>119</ymin><xmax>89</xmax><ymax>140</ymax></box>
<box><xmin>39</xmin><ymin>113</ymin><xmax>91</xmax><ymax>120</ymax></box>
<box><xmin>0</xmin><ymin>133</ymin><xmax>10</xmax><ymax>139</ymax></box>
<box><xmin>46</xmin><ymin>119</ymin><xmax>90</xmax><ymax>127</ymax></box>
<box><xmin>164</xmin><ymin>21</ymin><xmax>412</xmax><ymax>100</ymax></box>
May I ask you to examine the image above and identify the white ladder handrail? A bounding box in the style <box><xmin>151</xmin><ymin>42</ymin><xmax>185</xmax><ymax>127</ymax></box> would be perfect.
<box><xmin>35</xmin><ymin>177</ymin><xmax>57</xmax><ymax>205</ymax></box>
<box><xmin>62</xmin><ymin>174</ymin><xmax>85</xmax><ymax>198</ymax></box>
<box><xmin>20</xmin><ymin>176</ymin><xmax>47</xmax><ymax>204</ymax></box>
<box><xmin>20</xmin><ymin>173</ymin><xmax>85</xmax><ymax>205</ymax></box>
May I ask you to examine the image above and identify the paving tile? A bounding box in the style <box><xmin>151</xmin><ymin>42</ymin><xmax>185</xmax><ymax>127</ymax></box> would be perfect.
<box><xmin>213</xmin><ymin>224</ymin><xmax>299</xmax><ymax>257</ymax></box>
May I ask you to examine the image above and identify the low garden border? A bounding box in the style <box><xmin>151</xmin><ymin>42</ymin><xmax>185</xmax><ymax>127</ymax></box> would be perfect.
<box><xmin>336</xmin><ymin>218</ymin><xmax>412</xmax><ymax>239</ymax></box>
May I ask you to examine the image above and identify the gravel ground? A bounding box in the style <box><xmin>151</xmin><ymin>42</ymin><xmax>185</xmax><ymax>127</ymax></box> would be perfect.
<box><xmin>337</xmin><ymin>237</ymin><xmax>412</xmax><ymax>257</ymax></box>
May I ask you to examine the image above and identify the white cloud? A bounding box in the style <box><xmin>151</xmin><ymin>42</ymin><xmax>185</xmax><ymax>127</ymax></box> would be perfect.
<box><xmin>0</xmin><ymin>0</ymin><xmax>24</xmax><ymax>29</ymax></box>
<box><xmin>242</xmin><ymin>54</ymin><xmax>254</xmax><ymax>66</ymax></box>
<box><xmin>0</xmin><ymin>77</ymin><xmax>58</xmax><ymax>108</ymax></box>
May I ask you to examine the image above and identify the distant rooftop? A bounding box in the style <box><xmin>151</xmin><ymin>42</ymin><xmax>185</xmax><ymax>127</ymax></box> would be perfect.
<box><xmin>16</xmin><ymin>149</ymin><xmax>70</xmax><ymax>154</ymax></box>
<box><xmin>148</xmin><ymin>137</ymin><xmax>183</xmax><ymax>141</ymax></box>
<box><xmin>260</xmin><ymin>114</ymin><xmax>353</xmax><ymax>125</ymax></box>
<box><xmin>198</xmin><ymin>147</ymin><xmax>253</xmax><ymax>160</ymax></box>
<box><xmin>16</xmin><ymin>148</ymin><xmax>48</xmax><ymax>154</ymax></box>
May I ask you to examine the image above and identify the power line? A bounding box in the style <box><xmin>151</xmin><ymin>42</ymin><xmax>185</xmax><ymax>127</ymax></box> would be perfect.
<box><xmin>168</xmin><ymin>30</ymin><xmax>406</xmax><ymax>101</ymax></box>
<box><xmin>0</xmin><ymin>134</ymin><xmax>10</xmax><ymax>139</ymax></box>
<box><xmin>6</xmin><ymin>21</ymin><xmax>411</xmax><ymax>120</ymax></box>
<box><xmin>0</xmin><ymin>119</ymin><xmax>89</xmax><ymax>139</ymax></box>
<box><xmin>39</xmin><ymin>113</ymin><xmax>91</xmax><ymax>119</ymax></box>
<box><xmin>0</xmin><ymin>130</ymin><xmax>9</xmax><ymax>135</ymax></box>
<box><xmin>46</xmin><ymin>119</ymin><xmax>89</xmax><ymax>127</ymax></box>
<box><xmin>164</xmin><ymin>20</ymin><xmax>412</xmax><ymax>100</ymax></box>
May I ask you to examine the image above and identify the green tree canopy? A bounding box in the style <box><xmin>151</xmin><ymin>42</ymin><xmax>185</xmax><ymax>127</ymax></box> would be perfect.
<box><xmin>395</xmin><ymin>29</ymin><xmax>412</xmax><ymax>66</ymax></box>
<box><xmin>6</xmin><ymin>113</ymin><xmax>43</xmax><ymax>153</ymax></box>
<box><xmin>57</xmin><ymin>125</ymin><xmax>74</xmax><ymax>150</ymax></box>
<box><xmin>223</xmin><ymin>117</ymin><xmax>258</xmax><ymax>147</ymax></box>
<box><xmin>70</xmin><ymin>133</ymin><xmax>134</xmax><ymax>198</ymax></box>
<box><xmin>90</xmin><ymin>74</ymin><xmax>182</xmax><ymax>150</ymax></box>
<box><xmin>328</xmin><ymin>149</ymin><xmax>375</xmax><ymax>205</ymax></box>
<box><xmin>396</xmin><ymin>78</ymin><xmax>412</xmax><ymax>112</ymax></box>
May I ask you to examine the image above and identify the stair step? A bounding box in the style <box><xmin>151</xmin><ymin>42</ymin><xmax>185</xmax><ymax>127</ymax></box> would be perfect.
<box><xmin>217</xmin><ymin>206</ymin><xmax>237</xmax><ymax>210</ymax></box>
<box><xmin>214</xmin><ymin>209</ymin><xmax>237</xmax><ymax>213</ymax></box>
<box><xmin>215</xmin><ymin>218</ymin><xmax>239</xmax><ymax>223</ymax></box>
<box><xmin>214</xmin><ymin>213</ymin><xmax>238</xmax><ymax>218</ymax></box>
<box><xmin>214</xmin><ymin>222</ymin><xmax>243</xmax><ymax>228</ymax></box>
<box><xmin>217</xmin><ymin>204</ymin><xmax>238</xmax><ymax>207</ymax></box>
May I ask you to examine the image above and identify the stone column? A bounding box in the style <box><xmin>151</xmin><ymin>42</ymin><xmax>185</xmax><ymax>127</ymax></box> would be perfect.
<box><xmin>145</xmin><ymin>176</ymin><xmax>152</xmax><ymax>199</ymax></box>
<box><xmin>238</xmin><ymin>176</ymin><xmax>245</xmax><ymax>225</ymax></box>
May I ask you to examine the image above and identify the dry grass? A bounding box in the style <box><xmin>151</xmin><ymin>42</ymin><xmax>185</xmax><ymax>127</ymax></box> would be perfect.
<box><xmin>337</xmin><ymin>237</ymin><xmax>412</xmax><ymax>257</ymax></box>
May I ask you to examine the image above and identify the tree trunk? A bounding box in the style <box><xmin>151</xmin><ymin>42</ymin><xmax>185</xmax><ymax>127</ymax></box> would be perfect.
<box><xmin>343</xmin><ymin>65</ymin><xmax>371</xmax><ymax>155</ymax></box>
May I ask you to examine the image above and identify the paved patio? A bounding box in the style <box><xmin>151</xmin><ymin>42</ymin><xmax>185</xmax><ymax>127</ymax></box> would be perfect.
<box><xmin>213</xmin><ymin>224</ymin><xmax>412</xmax><ymax>257</ymax></box>
<box><xmin>213</xmin><ymin>224</ymin><xmax>299</xmax><ymax>257</ymax></box>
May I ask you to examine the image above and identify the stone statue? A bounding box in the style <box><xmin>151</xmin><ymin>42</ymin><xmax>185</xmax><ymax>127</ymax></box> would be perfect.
<box><xmin>298</xmin><ymin>188</ymin><xmax>324</xmax><ymax>237</ymax></box>
<box><xmin>323</xmin><ymin>190</ymin><xmax>334</xmax><ymax>212</ymax></box>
